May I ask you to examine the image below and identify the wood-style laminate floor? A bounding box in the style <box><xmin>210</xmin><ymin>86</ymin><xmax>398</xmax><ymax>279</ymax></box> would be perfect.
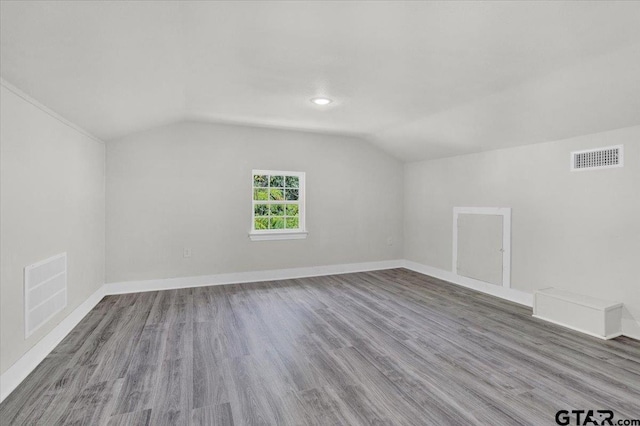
<box><xmin>2</xmin><ymin>268</ymin><xmax>640</xmax><ymax>425</ymax></box>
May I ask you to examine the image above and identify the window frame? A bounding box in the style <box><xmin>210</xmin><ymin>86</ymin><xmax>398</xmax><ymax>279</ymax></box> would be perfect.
<box><xmin>249</xmin><ymin>169</ymin><xmax>307</xmax><ymax>241</ymax></box>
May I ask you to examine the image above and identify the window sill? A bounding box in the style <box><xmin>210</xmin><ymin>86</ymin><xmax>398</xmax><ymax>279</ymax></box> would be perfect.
<box><xmin>249</xmin><ymin>231</ymin><xmax>308</xmax><ymax>241</ymax></box>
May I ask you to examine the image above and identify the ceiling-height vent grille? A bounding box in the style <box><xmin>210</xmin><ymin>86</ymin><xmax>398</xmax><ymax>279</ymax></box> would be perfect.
<box><xmin>571</xmin><ymin>145</ymin><xmax>623</xmax><ymax>171</ymax></box>
<box><xmin>24</xmin><ymin>253</ymin><xmax>67</xmax><ymax>338</ymax></box>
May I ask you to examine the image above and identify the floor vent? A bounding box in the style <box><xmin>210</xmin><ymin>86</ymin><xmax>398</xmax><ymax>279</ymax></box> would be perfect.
<box><xmin>24</xmin><ymin>253</ymin><xmax>67</xmax><ymax>338</ymax></box>
<box><xmin>571</xmin><ymin>145</ymin><xmax>623</xmax><ymax>171</ymax></box>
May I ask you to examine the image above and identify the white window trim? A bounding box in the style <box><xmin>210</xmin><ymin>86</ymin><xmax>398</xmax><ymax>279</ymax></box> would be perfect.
<box><xmin>249</xmin><ymin>169</ymin><xmax>307</xmax><ymax>242</ymax></box>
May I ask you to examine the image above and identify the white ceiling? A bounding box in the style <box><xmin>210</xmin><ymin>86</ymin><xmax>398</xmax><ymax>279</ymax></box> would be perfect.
<box><xmin>2</xmin><ymin>1</ymin><xmax>639</xmax><ymax>161</ymax></box>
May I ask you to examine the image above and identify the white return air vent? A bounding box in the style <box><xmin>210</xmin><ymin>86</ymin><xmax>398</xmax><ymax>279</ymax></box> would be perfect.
<box><xmin>571</xmin><ymin>145</ymin><xmax>623</xmax><ymax>171</ymax></box>
<box><xmin>24</xmin><ymin>253</ymin><xmax>67</xmax><ymax>338</ymax></box>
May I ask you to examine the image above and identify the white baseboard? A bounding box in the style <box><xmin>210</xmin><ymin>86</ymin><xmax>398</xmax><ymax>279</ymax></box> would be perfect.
<box><xmin>105</xmin><ymin>259</ymin><xmax>405</xmax><ymax>294</ymax></box>
<box><xmin>0</xmin><ymin>285</ymin><xmax>107</xmax><ymax>402</ymax></box>
<box><xmin>402</xmin><ymin>260</ymin><xmax>534</xmax><ymax>307</ymax></box>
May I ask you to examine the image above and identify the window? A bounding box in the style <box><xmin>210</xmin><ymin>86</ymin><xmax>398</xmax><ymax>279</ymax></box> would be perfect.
<box><xmin>250</xmin><ymin>170</ymin><xmax>306</xmax><ymax>241</ymax></box>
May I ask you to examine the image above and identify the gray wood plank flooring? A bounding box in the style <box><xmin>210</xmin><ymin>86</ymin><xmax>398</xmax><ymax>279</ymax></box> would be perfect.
<box><xmin>1</xmin><ymin>268</ymin><xmax>639</xmax><ymax>425</ymax></box>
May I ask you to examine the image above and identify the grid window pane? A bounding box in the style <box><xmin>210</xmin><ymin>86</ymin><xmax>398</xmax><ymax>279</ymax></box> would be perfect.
<box><xmin>285</xmin><ymin>176</ymin><xmax>299</xmax><ymax>188</ymax></box>
<box><xmin>285</xmin><ymin>217</ymin><xmax>299</xmax><ymax>229</ymax></box>
<box><xmin>253</xmin><ymin>175</ymin><xmax>268</xmax><ymax>187</ymax></box>
<box><xmin>254</xmin><ymin>188</ymin><xmax>269</xmax><ymax>201</ymax></box>
<box><xmin>255</xmin><ymin>217</ymin><xmax>269</xmax><ymax>230</ymax></box>
<box><xmin>270</xmin><ymin>188</ymin><xmax>285</xmax><ymax>200</ymax></box>
<box><xmin>285</xmin><ymin>204</ymin><xmax>299</xmax><ymax>217</ymax></box>
<box><xmin>270</xmin><ymin>175</ymin><xmax>284</xmax><ymax>187</ymax></box>
<box><xmin>254</xmin><ymin>204</ymin><xmax>269</xmax><ymax>216</ymax></box>
<box><xmin>285</xmin><ymin>189</ymin><xmax>299</xmax><ymax>200</ymax></box>
<box><xmin>269</xmin><ymin>216</ymin><xmax>285</xmax><ymax>229</ymax></box>
<box><xmin>269</xmin><ymin>204</ymin><xmax>284</xmax><ymax>215</ymax></box>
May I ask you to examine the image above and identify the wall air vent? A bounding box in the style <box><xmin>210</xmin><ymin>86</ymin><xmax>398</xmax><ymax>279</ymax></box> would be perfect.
<box><xmin>24</xmin><ymin>252</ymin><xmax>67</xmax><ymax>338</ymax></box>
<box><xmin>571</xmin><ymin>145</ymin><xmax>623</xmax><ymax>171</ymax></box>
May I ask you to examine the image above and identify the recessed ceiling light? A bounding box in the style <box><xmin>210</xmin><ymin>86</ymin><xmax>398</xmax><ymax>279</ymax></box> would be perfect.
<box><xmin>310</xmin><ymin>97</ymin><xmax>332</xmax><ymax>106</ymax></box>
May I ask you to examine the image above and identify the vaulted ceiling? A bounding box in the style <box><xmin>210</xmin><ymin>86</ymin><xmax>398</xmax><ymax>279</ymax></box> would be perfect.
<box><xmin>2</xmin><ymin>1</ymin><xmax>639</xmax><ymax>161</ymax></box>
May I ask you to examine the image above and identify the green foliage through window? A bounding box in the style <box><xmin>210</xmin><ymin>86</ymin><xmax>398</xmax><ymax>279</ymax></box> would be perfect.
<box><xmin>253</xmin><ymin>175</ymin><xmax>268</xmax><ymax>187</ymax></box>
<box><xmin>285</xmin><ymin>204</ymin><xmax>298</xmax><ymax>216</ymax></box>
<box><xmin>254</xmin><ymin>204</ymin><xmax>269</xmax><ymax>216</ymax></box>
<box><xmin>285</xmin><ymin>176</ymin><xmax>299</xmax><ymax>188</ymax></box>
<box><xmin>254</xmin><ymin>217</ymin><xmax>269</xmax><ymax>229</ymax></box>
<box><xmin>269</xmin><ymin>188</ymin><xmax>284</xmax><ymax>200</ymax></box>
<box><xmin>269</xmin><ymin>175</ymin><xmax>284</xmax><ymax>187</ymax></box>
<box><xmin>253</xmin><ymin>188</ymin><xmax>268</xmax><ymax>201</ymax></box>
<box><xmin>269</xmin><ymin>204</ymin><xmax>284</xmax><ymax>215</ymax></box>
<box><xmin>285</xmin><ymin>189</ymin><xmax>298</xmax><ymax>200</ymax></box>
<box><xmin>269</xmin><ymin>217</ymin><xmax>285</xmax><ymax>229</ymax></box>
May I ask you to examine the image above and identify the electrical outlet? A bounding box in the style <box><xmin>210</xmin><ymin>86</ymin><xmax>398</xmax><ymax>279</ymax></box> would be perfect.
<box><xmin>183</xmin><ymin>248</ymin><xmax>192</xmax><ymax>258</ymax></box>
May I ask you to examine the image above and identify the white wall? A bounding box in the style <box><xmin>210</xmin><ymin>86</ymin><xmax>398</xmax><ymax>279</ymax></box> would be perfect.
<box><xmin>106</xmin><ymin>121</ymin><xmax>403</xmax><ymax>283</ymax></box>
<box><xmin>0</xmin><ymin>84</ymin><xmax>105</xmax><ymax>374</ymax></box>
<box><xmin>404</xmin><ymin>126</ymin><xmax>640</xmax><ymax>339</ymax></box>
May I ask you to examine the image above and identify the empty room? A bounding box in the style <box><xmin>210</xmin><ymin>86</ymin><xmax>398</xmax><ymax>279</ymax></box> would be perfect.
<box><xmin>1</xmin><ymin>1</ymin><xmax>639</xmax><ymax>425</ymax></box>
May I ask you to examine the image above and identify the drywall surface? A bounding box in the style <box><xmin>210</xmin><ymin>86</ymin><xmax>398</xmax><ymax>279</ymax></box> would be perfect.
<box><xmin>106</xmin><ymin>121</ymin><xmax>403</xmax><ymax>283</ymax></box>
<box><xmin>0</xmin><ymin>84</ymin><xmax>105</xmax><ymax>374</ymax></box>
<box><xmin>405</xmin><ymin>126</ymin><xmax>640</xmax><ymax>339</ymax></box>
